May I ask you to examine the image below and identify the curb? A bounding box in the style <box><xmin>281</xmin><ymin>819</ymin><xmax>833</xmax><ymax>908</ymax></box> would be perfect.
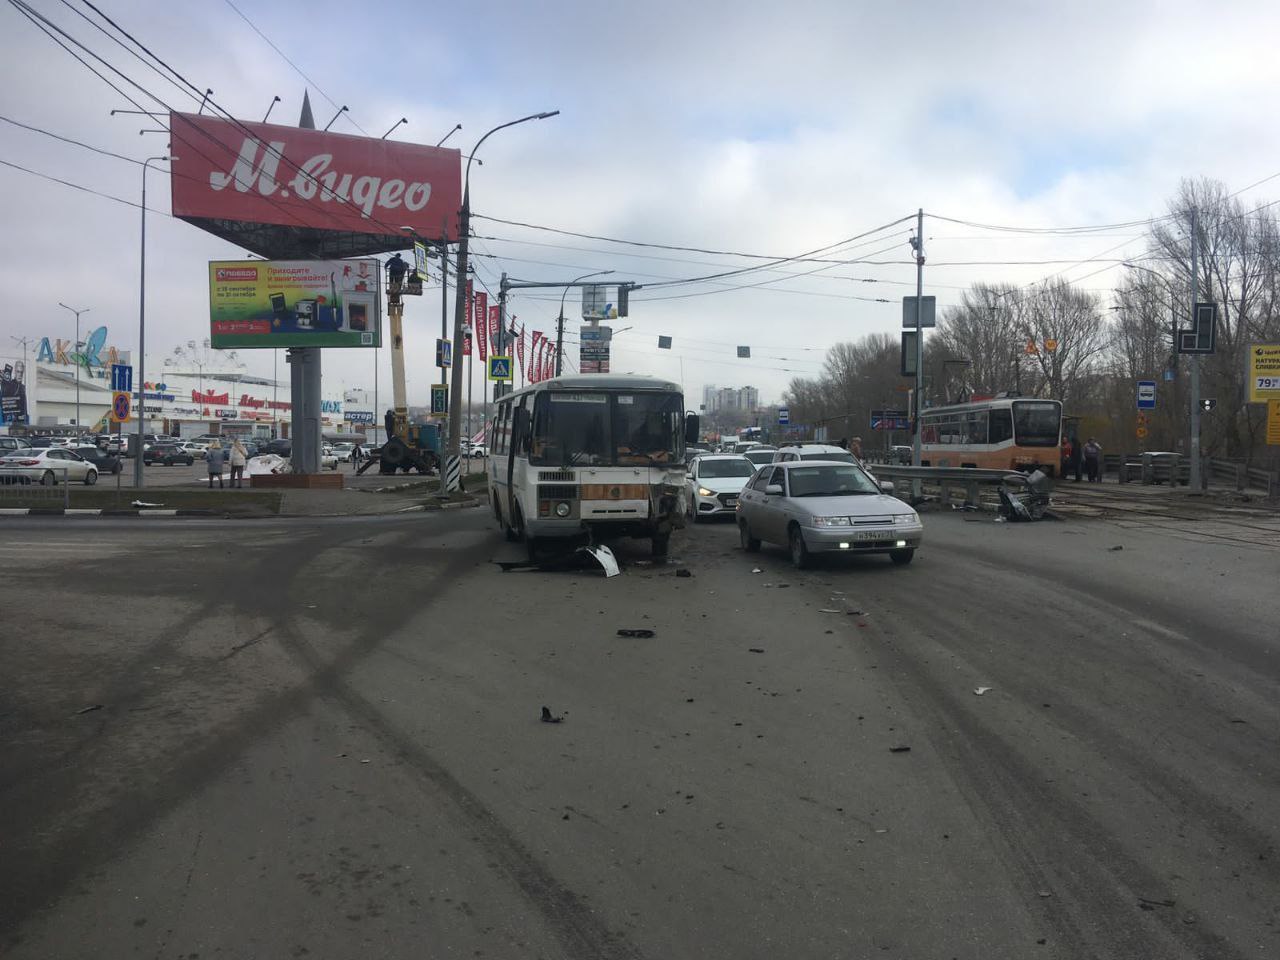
<box><xmin>0</xmin><ymin>508</ymin><xmax>220</xmax><ymax>518</ymax></box>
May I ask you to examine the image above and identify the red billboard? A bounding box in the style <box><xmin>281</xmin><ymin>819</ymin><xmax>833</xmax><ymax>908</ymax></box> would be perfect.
<box><xmin>169</xmin><ymin>112</ymin><xmax>461</xmax><ymax>240</ymax></box>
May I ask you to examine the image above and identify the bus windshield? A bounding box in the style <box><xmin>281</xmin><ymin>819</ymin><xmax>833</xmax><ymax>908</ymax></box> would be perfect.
<box><xmin>530</xmin><ymin>390</ymin><xmax>682</xmax><ymax>467</ymax></box>
<box><xmin>1012</xmin><ymin>401</ymin><xmax>1061</xmax><ymax>446</ymax></box>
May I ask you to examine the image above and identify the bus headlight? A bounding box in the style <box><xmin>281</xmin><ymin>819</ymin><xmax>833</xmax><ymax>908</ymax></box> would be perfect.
<box><xmin>555</xmin><ymin>502</ymin><xmax>571</xmax><ymax>518</ymax></box>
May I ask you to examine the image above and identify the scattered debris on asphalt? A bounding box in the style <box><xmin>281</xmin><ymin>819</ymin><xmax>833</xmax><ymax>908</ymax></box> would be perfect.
<box><xmin>820</xmin><ymin>608</ymin><xmax>840</xmax><ymax>614</ymax></box>
<box><xmin>748</xmin><ymin>647</ymin><xmax>765</xmax><ymax>654</ymax></box>
<box><xmin>1229</xmin><ymin>718</ymin><xmax>1248</xmax><ymax>724</ymax></box>
<box><xmin>495</xmin><ymin>544</ymin><xmax>619</xmax><ymax>576</ymax></box>
<box><xmin>1109</xmin><ymin>545</ymin><xmax>1124</xmax><ymax>552</ymax></box>
<box><xmin>846</xmin><ymin>609</ymin><xmax>864</xmax><ymax>615</ymax></box>
<box><xmin>540</xmin><ymin>706</ymin><xmax>565</xmax><ymax>723</ymax></box>
<box><xmin>76</xmin><ymin>704</ymin><xmax>104</xmax><ymax>715</ymax></box>
<box><xmin>617</xmin><ymin>628</ymin><xmax>655</xmax><ymax>638</ymax></box>
<box><xmin>889</xmin><ymin>745</ymin><xmax>911</xmax><ymax>753</ymax></box>
<box><xmin>675</xmin><ymin>568</ymin><xmax>693</xmax><ymax>578</ymax></box>
<box><xmin>974</xmin><ymin>686</ymin><xmax>992</xmax><ymax>696</ymax></box>
<box><xmin>1037</xmin><ymin>890</ymin><xmax>1052</xmax><ymax>898</ymax></box>
<box><xmin>751</xmin><ymin>567</ymin><xmax>762</xmax><ymax>574</ymax></box>
<box><xmin>130</xmin><ymin>500</ymin><xmax>163</xmax><ymax>508</ymax></box>
<box><xmin>1137</xmin><ymin>897</ymin><xmax>1175</xmax><ymax>910</ymax></box>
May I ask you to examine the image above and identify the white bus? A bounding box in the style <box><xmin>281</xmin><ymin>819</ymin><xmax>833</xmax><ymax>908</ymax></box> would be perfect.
<box><xmin>488</xmin><ymin>374</ymin><xmax>697</xmax><ymax>557</ymax></box>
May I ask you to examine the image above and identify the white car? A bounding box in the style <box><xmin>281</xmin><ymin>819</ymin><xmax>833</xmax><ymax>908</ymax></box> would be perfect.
<box><xmin>177</xmin><ymin>441</ymin><xmax>207</xmax><ymax>459</ymax></box>
<box><xmin>0</xmin><ymin>447</ymin><xmax>99</xmax><ymax>485</ymax></box>
<box><xmin>467</xmin><ymin>443</ymin><xmax>488</xmax><ymax>459</ymax></box>
<box><xmin>331</xmin><ymin>442</ymin><xmax>355</xmax><ymax>463</ymax></box>
<box><xmin>321</xmin><ymin>448</ymin><xmax>339</xmax><ymax>470</ymax></box>
<box><xmin>686</xmin><ymin>454</ymin><xmax>756</xmax><ymax>521</ymax></box>
<box><xmin>771</xmin><ymin>443</ymin><xmax>860</xmax><ymax>465</ymax></box>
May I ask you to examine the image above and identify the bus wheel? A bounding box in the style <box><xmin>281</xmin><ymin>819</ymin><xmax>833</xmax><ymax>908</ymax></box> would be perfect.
<box><xmin>651</xmin><ymin>533</ymin><xmax>670</xmax><ymax>558</ymax></box>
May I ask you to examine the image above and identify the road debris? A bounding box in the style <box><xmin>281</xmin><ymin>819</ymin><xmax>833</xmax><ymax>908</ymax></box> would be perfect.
<box><xmin>617</xmin><ymin>628</ymin><xmax>655</xmax><ymax>638</ymax></box>
<box><xmin>889</xmin><ymin>746</ymin><xmax>911</xmax><ymax>753</ymax></box>
<box><xmin>130</xmin><ymin>500</ymin><xmax>164</xmax><ymax>508</ymax></box>
<box><xmin>748</xmin><ymin>647</ymin><xmax>765</xmax><ymax>654</ymax></box>
<box><xmin>1109</xmin><ymin>545</ymin><xmax>1125</xmax><ymax>552</ymax></box>
<box><xmin>1137</xmin><ymin>897</ymin><xmax>1175</xmax><ymax>910</ymax></box>
<box><xmin>76</xmin><ymin>704</ymin><xmax>104</xmax><ymax>715</ymax></box>
<box><xmin>675</xmin><ymin>568</ymin><xmax>693</xmax><ymax>578</ymax></box>
<box><xmin>540</xmin><ymin>706</ymin><xmax>565</xmax><ymax>724</ymax></box>
<box><xmin>751</xmin><ymin>567</ymin><xmax>762</xmax><ymax>574</ymax></box>
<box><xmin>820</xmin><ymin>608</ymin><xmax>841</xmax><ymax>614</ymax></box>
<box><xmin>495</xmin><ymin>544</ymin><xmax>619</xmax><ymax>576</ymax></box>
<box><xmin>974</xmin><ymin>686</ymin><xmax>992</xmax><ymax>696</ymax></box>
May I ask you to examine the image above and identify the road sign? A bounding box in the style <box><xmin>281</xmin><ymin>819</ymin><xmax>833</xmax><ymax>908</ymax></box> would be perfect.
<box><xmin>1044</xmin><ymin>338</ymin><xmax>1058</xmax><ymax>352</ymax></box>
<box><xmin>777</xmin><ymin>407</ymin><xmax>789</xmax><ymax>425</ymax></box>
<box><xmin>1268</xmin><ymin>400</ymin><xmax>1280</xmax><ymax>445</ymax></box>
<box><xmin>1177</xmin><ymin>302</ymin><xmax>1217</xmax><ymax>354</ymax></box>
<box><xmin>1137</xmin><ymin>380</ymin><xmax>1156</xmax><ymax>409</ymax></box>
<box><xmin>1249</xmin><ymin>343</ymin><xmax>1280</xmax><ymax>402</ymax></box>
<box><xmin>430</xmin><ymin>384</ymin><xmax>448</xmax><ymax>414</ymax></box>
<box><xmin>436</xmin><ymin>338</ymin><xmax>452</xmax><ymax>368</ymax></box>
<box><xmin>1136</xmin><ymin>426</ymin><xmax>1148</xmax><ymax>439</ymax></box>
<box><xmin>110</xmin><ymin>390</ymin><xmax>130</xmax><ymax>423</ymax></box>
<box><xmin>488</xmin><ymin>355</ymin><xmax>512</xmax><ymax>382</ymax></box>
<box><xmin>110</xmin><ymin>363</ymin><xmax>133</xmax><ymax>393</ymax></box>
<box><xmin>902</xmin><ymin>296</ymin><xmax>936</xmax><ymax>328</ymax></box>
<box><xmin>413</xmin><ymin>241</ymin><xmax>432</xmax><ymax>283</ymax></box>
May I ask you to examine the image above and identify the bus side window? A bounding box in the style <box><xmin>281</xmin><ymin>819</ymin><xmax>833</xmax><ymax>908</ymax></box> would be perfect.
<box><xmin>495</xmin><ymin>402</ymin><xmax>509</xmax><ymax>455</ymax></box>
<box><xmin>989</xmin><ymin>408</ymin><xmax>1012</xmax><ymax>444</ymax></box>
<box><xmin>514</xmin><ymin>398</ymin><xmax>532</xmax><ymax>456</ymax></box>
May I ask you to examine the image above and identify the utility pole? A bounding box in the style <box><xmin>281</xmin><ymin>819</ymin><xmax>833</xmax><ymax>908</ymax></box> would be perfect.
<box><xmin>1189</xmin><ymin>209</ymin><xmax>1202</xmax><ymax>492</ymax></box>
<box><xmin>58</xmin><ymin>303</ymin><xmax>90</xmax><ymax>430</ymax></box>
<box><xmin>911</xmin><ymin>207</ymin><xmax>925</xmax><ymax>500</ymax></box>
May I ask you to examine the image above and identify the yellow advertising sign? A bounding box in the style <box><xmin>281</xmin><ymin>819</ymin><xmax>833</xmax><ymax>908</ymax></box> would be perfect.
<box><xmin>1249</xmin><ymin>343</ymin><xmax>1280</xmax><ymax>402</ymax></box>
<box><xmin>1268</xmin><ymin>399</ymin><xmax>1280</xmax><ymax>445</ymax></box>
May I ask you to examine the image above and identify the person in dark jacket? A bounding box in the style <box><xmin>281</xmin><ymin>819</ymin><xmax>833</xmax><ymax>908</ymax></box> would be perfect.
<box><xmin>1069</xmin><ymin>436</ymin><xmax>1083</xmax><ymax>481</ymax></box>
<box><xmin>1083</xmin><ymin>437</ymin><xmax>1102</xmax><ymax>483</ymax></box>
<box><xmin>206</xmin><ymin>441</ymin><xmax>226</xmax><ymax>488</ymax></box>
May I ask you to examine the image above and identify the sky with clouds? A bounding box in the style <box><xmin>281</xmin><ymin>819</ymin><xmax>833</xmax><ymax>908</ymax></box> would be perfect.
<box><xmin>3</xmin><ymin>0</ymin><xmax>1280</xmax><ymax>410</ymax></box>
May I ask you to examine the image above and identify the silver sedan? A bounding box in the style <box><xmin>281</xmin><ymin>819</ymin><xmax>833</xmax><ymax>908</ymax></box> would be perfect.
<box><xmin>0</xmin><ymin>447</ymin><xmax>99</xmax><ymax>485</ymax></box>
<box><xmin>736</xmin><ymin>460</ymin><xmax>922</xmax><ymax>568</ymax></box>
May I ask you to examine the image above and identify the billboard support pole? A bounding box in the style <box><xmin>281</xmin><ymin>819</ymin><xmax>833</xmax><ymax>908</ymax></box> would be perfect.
<box><xmin>285</xmin><ymin>102</ymin><xmax>324</xmax><ymax>474</ymax></box>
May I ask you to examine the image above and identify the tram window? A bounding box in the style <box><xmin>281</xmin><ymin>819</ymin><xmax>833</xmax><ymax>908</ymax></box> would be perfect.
<box><xmin>989</xmin><ymin>408</ymin><xmax>1012</xmax><ymax>443</ymax></box>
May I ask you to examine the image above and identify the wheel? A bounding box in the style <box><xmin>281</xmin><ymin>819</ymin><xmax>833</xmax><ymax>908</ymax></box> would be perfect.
<box><xmin>890</xmin><ymin>548</ymin><xmax>915</xmax><ymax>566</ymax></box>
<box><xmin>652</xmin><ymin>533</ymin><xmax>670</xmax><ymax>558</ymax></box>
<box><xmin>505</xmin><ymin>504</ymin><xmax>524</xmax><ymax>543</ymax></box>
<box><xmin>41</xmin><ymin>470</ymin><xmax>55</xmax><ymax>486</ymax></box>
<box><xmin>739</xmin><ymin>519</ymin><xmax>760</xmax><ymax>553</ymax></box>
<box><xmin>788</xmin><ymin>525</ymin><xmax>812</xmax><ymax>570</ymax></box>
<box><xmin>84</xmin><ymin>469</ymin><xmax>97</xmax><ymax>486</ymax></box>
<box><xmin>688</xmin><ymin>495</ymin><xmax>700</xmax><ymax>523</ymax></box>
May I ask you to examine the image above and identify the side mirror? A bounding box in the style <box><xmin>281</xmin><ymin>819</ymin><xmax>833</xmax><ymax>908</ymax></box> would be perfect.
<box><xmin>879</xmin><ymin>480</ymin><xmax>896</xmax><ymax>495</ymax></box>
<box><xmin>765</xmin><ymin>483</ymin><xmax>784</xmax><ymax>496</ymax></box>
<box><xmin>684</xmin><ymin>412</ymin><xmax>700</xmax><ymax>444</ymax></box>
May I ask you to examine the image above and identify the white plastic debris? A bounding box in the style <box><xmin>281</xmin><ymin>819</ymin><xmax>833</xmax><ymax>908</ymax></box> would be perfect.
<box><xmin>751</xmin><ymin>568</ymin><xmax>762</xmax><ymax>574</ymax></box>
<box><xmin>973</xmin><ymin>686</ymin><xmax>992</xmax><ymax>696</ymax></box>
<box><xmin>131</xmin><ymin>500</ymin><xmax>163</xmax><ymax>508</ymax></box>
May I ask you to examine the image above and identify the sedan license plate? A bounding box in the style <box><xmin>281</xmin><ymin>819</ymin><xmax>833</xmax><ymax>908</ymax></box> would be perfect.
<box><xmin>724</xmin><ymin>497</ymin><xmax>738</xmax><ymax>506</ymax></box>
<box><xmin>849</xmin><ymin>530</ymin><xmax>893</xmax><ymax>541</ymax></box>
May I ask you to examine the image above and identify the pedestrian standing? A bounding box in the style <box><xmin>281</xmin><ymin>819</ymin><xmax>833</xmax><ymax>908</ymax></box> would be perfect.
<box><xmin>1069</xmin><ymin>436</ymin><xmax>1084</xmax><ymax>482</ymax></box>
<box><xmin>1083</xmin><ymin>437</ymin><xmax>1102</xmax><ymax>483</ymax></box>
<box><xmin>229</xmin><ymin>438</ymin><xmax>247</xmax><ymax>488</ymax></box>
<box><xmin>206</xmin><ymin>440</ymin><xmax>226</xmax><ymax>489</ymax></box>
<box><xmin>1061</xmin><ymin>437</ymin><xmax>1073</xmax><ymax>478</ymax></box>
<box><xmin>850</xmin><ymin>436</ymin><xmax>864</xmax><ymax>460</ymax></box>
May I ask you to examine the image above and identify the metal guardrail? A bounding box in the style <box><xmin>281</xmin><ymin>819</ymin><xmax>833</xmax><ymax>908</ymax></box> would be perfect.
<box><xmin>872</xmin><ymin>464</ymin><xmax>1038</xmax><ymax>509</ymax></box>
<box><xmin>1208</xmin><ymin>457</ymin><xmax>1277</xmax><ymax>495</ymax></box>
<box><xmin>0</xmin><ymin>467</ymin><xmax>72</xmax><ymax>508</ymax></box>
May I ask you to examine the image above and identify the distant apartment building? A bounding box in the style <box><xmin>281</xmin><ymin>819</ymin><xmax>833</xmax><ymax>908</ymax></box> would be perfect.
<box><xmin>706</xmin><ymin>385</ymin><xmax>759</xmax><ymax>413</ymax></box>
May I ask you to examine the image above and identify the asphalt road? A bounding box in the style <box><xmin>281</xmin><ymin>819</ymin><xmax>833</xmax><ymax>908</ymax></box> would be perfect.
<box><xmin>1</xmin><ymin>505</ymin><xmax>1277</xmax><ymax>959</ymax></box>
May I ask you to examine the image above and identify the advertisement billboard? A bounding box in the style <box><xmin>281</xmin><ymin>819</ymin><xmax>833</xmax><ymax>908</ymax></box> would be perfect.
<box><xmin>1</xmin><ymin>358</ymin><xmax>30</xmax><ymax>425</ymax></box>
<box><xmin>209</xmin><ymin>259</ymin><xmax>382</xmax><ymax>348</ymax></box>
<box><xmin>170</xmin><ymin>112</ymin><xmax>462</xmax><ymax>240</ymax></box>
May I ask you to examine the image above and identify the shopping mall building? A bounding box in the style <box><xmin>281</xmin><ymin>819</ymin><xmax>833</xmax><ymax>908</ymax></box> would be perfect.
<box><xmin>0</xmin><ymin>326</ymin><xmax>374</xmax><ymax>439</ymax></box>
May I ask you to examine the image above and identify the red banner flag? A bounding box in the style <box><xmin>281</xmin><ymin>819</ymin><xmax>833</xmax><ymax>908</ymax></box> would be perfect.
<box><xmin>529</xmin><ymin>331</ymin><xmax>541</xmax><ymax>381</ymax></box>
<box><xmin>474</xmin><ymin>291</ymin><xmax>487</xmax><ymax>339</ymax></box>
<box><xmin>488</xmin><ymin>305</ymin><xmax>500</xmax><ymax>353</ymax></box>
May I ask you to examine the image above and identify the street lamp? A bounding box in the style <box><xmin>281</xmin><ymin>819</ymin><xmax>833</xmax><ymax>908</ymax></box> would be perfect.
<box><xmin>135</xmin><ymin>155</ymin><xmax>175</xmax><ymax>488</ymax></box>
<box><xmin>58</xmin><ymin>302</ymin><xmax>90</xmax><ymax>431</ymax></box>
<box><xmin>557</xmin><ymin>270</ymin><xmax>613</xmax><ymax>376</ymax></box>
<box><xmin>445</xmin><ymin>110</ymin><xmax>559</xmax><ymax>485</ymax></box>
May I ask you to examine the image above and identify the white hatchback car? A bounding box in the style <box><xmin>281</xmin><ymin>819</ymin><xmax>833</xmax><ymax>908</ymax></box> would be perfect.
<box><xmin>686</xmin><ymin>454</ymin><xmax>756</xmax><ymax>521</ymax></box>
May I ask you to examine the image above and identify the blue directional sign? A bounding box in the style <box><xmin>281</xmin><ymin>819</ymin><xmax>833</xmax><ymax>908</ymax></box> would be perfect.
<box><xmin>436</xmin><ymin>338</ymin><xmax>452</xmax><ymax>369</ymax></box>
<box><xmin>1137</xmin><ymin>380</ymin><xmax>1157</xmax><ymax>409</ymax></box>
<box><xmin>488</xmin><ymin>355</ymin><xmax>512</xmax><ymax>382</ymax></box>
<box><xmin>870</xmin><ymin>408</ymin><xmax>911</xmax><ymax>431</ymax></box>
<box><xmin>110</xmin><ymin>363</ymin><xmax>133</xmax><ymax>393</ymax></box>
<box><xmin>777</xmin><ymin>406</ymin><xmax>790</xmax><ymax>425</ymax></box>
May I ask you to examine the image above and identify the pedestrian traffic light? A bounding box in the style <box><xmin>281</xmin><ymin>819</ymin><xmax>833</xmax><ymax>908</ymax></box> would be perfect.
<box><xmin>1201</xmin><ymin>398</ymin><xmax>1217</xmax><ymax>411</ymax></box>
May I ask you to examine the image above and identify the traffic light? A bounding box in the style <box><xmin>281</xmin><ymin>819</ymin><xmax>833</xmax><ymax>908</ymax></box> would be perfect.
<box><xmin>1201</xmin><ymin>398</ymin><xmax>1217</xmax><ymax>412</ymax></box>
<box><xmin>617</xmin><ymin>284</ymin><xmax>630</xmax><ymax>318</ymax></box>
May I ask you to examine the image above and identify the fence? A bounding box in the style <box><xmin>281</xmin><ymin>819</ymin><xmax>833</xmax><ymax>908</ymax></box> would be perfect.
<box><xmin>0</xmin><ymin>468</ymin><xmax>72</xmax><ymax>508</ymax></box>
<box><xmin>872</xmin><ymin>464</ymin><xmax>1035</xmax><ymax>509</ymax></box>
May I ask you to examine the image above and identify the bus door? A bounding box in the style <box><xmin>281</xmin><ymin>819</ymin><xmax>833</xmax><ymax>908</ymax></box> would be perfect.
<box><xmin>507</xmin><ymin>396</ymin><xmax>533</xmax><ymax>525</ymax></box>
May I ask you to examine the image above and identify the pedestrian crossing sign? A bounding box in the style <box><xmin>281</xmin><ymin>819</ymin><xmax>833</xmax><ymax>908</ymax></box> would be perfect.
<box><xmin>488</xmin><ymin>355</ymin><xmax>512</xmax><ymax>382</ymax></box>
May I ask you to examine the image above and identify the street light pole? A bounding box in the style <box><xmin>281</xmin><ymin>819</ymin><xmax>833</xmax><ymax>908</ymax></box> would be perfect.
<box><xmin>58</xmin><ymin>303</ymin><xmax>90</xmax><ymax>431</ymax></box>
<box><xmin>446</xmin><ymin>110</ymin><xmax>558</xmax><ymax>490</ymax></box>
<box><xmin>135</xmin><ymin>156</ymin><xmax>172</xmax><ymax>488</ymax></box>
<box><xmin>556</xmin><ymin>270</ymin><xmax>613</xmax><ymax>377</ymax></box>
<box><xmin>910</xmin><ymin>208</ymin><xmax>925</xmax><ymax>501</ymax></box>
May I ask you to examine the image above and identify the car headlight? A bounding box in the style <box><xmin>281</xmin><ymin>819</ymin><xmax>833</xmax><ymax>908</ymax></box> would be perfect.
<box><xmin>893</xmin><ymin>513</ymin><xmax>917</xmax><ymax>524</ymax></box>
<box><xmin>812</xmin><ymin>516</ymin><xmax>851</xmax><ymax>527</ymax></box>
<box><xmin>697</xmin><ymin>486</ymin><xmax>714</xmax><ymax>497</ymax></box>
